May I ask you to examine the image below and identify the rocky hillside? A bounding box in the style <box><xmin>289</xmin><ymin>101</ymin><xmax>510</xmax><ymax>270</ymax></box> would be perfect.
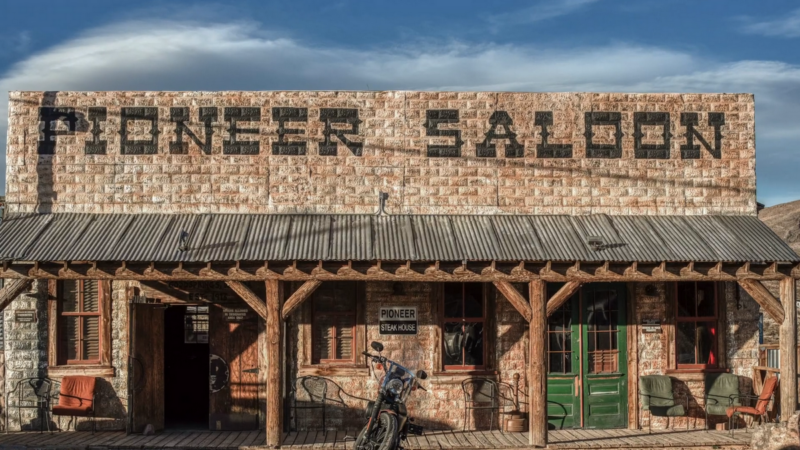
<box><xmin>759</xmin><ymin>199</ymin><xmax>800</xmax><ymax>255</ymax></box>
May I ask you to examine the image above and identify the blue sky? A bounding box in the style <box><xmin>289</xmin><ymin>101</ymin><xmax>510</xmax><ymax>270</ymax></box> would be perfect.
<box><xmin>1</xmin><ymin>0</ymin><xmax>799</xmax><ymax>205</ymax></box>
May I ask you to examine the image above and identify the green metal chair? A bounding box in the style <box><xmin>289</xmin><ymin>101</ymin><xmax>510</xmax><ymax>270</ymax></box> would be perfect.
<box><xmin>639</xmin><ymin>375</ymin><xmax>688</xmax><ymax>433</ymax></box>
<box><xmin>703</xmin><ymin>373</ymin><xmax>741</xmax><ymax>432</ymax></box>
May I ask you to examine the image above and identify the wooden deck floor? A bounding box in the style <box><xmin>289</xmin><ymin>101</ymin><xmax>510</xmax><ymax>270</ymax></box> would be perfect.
<box><xmin>0</xmin><ymin>428</ymin><xmax>751</xmax><ymax>449</ymax></box>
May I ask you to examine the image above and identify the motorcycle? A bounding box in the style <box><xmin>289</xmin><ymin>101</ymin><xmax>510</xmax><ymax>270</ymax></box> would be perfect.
<box><xmin>354</xmin><ymin>341</ymin><xmax>428</xmax><ymax>450</ymax></box>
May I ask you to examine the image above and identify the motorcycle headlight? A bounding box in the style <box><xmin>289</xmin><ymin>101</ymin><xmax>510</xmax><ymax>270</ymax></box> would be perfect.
<box><xmin>386</xmin><ymin>378</ymin><xmax>404</xmax><ymax>396</ymax></box>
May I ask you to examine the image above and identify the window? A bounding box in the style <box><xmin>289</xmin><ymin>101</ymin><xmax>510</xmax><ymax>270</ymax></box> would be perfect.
<box><xmin>57</xmin><ymin>280</ymin><xmax>102</xmax><ymax>365</ymax></box>
<box><xmin>312</xmin><ymin>282</ymin><xmax>359</xmax><ymax>364</ymax></box>
<box><xmin>547</xmin><ymin>284</ymin><xmax>574</xmax><ymax>374</ymax></box>
<box><xmin>184</xmin><ymin>306</ymin><xmax>209</xmax><ymax>344</ymax></box>
<box><xmin>48</xmin><ymin>280</ymin><xmax>111</xmax><ymax>372</ymax></box>
<box><xmin>675</xmin><ymin>282</ymin><xmax>718</xmax><ymax>369</ymax></box>
<box><xmin>442</xmin><ymin>283</ymin><xmax>486</xmax><ymax>370</ymax></box>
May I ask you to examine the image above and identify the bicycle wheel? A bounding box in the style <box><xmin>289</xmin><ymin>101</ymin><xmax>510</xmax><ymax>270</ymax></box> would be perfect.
<box><xmin>354</xmin><ymin>412</ymin><xmax>398</xmax><ymax>450</ymax></box>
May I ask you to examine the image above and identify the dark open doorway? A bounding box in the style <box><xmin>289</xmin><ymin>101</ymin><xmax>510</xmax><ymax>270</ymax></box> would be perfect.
<box><xmin>164</xmin><ymin>305</ymin><xmax>210</xmax><ymax>430</ymax></box>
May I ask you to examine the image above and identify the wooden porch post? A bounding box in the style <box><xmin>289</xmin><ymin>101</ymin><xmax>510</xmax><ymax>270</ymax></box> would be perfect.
<box><xmin>529</xmin><ymin>280</ymin><xmax>547</xmax><ymax>447</ymax></box>
<box><xmin>266</xmin><ymin>280</ymin><xmax>284</xmax><ymax>447</ymax></box>
<box><xmin>780</xmin><ymin>277</ymin><xmax>797</xmax><ymax>421</ymax></box>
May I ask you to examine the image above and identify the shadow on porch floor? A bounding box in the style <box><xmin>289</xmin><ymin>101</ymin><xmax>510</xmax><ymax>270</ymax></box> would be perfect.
<box><xmin>0</xmin><ymin>428</ymin><xmax>751</xmax><ymax>449</ymax></box>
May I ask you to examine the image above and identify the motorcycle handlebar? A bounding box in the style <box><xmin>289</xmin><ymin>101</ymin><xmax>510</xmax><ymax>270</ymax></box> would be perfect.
<box><xmin>362</xmin><ymin>352</ymin><xmax>386</xmax><ymax>363</ymax></box>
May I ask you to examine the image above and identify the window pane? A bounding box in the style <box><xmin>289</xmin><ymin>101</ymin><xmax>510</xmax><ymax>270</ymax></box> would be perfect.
<box><xmin>82</xmin><ymin>316</ymin><xmax>100</xmax><ymax>360</ymax></box>
<box><xmin>463</xmin><ymin>323</ymin><xmax>484</xmax><ymax>366</ymax></box>
<box><xmin>549</xmin><ymin>352</ymin><xmax>563</xmax><ymax>373</ymax></box>
<box><xmin>82</xmin><ymin>280</ymin><xmax>100</xmax><ymax>312</ymax></box>
<box><xmin>313</xmin><ymin>316</ymin><xmax>334</xmax><ymax>362</ymax></box>
<box><xmin>591</xmin><ymin>294</ymin><xmax>611</xmax><ymax>332</ymax></box>
<box><xmin>443</xmin><ymin>284</ymin><xmax>463</xmax><ymax>318</ymax></box>
<box><xmin>443</xmin><ymin>322</ymin><xmax>463</xmax><ymax>366</ymax></box>
<box><xmin>677</xmin><ymin>321</ymin><xmax>696</xmax><ymax>364</ymax></box>
<box><xmin>62</xmin><ymin>280</ymin><xmax>79</xmax><ymax>312</ymax></box>
<box><xmin>596</xmin><ymin>331</ymin><xmax>612</xmax><ymax>351</ymax></box>
<box><xmin>463</xmin><ymin>283</ymin><xmax>483</xmax><ymax>318</ymax></box>
<box><xmin>677</xmin><ymin>283</ymin><xmax>696</xmax><ymax>317</ymax></box>
<box><xmin>61</xmin><ymin>316</ymin><xmax>79</xmax><ymax>361</ymax></box>
<box><xmin>184</xmin><ymin>314</ymin><xmax>197</xmax><ymax>344</ymax></box>
<box><xmin>549</xmin><ymin>332</ymin><xmax>565</xmax><ymax>352</ymax></box>
<box><xmin>696</xmin><ymin>282</ymin><xmax>715</xmax><ymax>317</ymax></box>
<box><xmin>564</xmin><ymin>352</ymin><xmax>572</xmax><ymax>373</ymax></box>
<box><xmin>697</xmin><ymin>321</ymin><xmax>717</xmax><ymax>365</ymax></box>
<box><xmin>335</xmin><ymin>316</ymin><xmax>355</xmax><ymax>360</ymax></box>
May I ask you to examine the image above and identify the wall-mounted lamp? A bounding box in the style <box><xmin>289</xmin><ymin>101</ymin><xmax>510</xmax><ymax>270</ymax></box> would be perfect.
<box><xmin>179</xmin><ymin>230</ymin><xmax>190</xmax><ymax>252</ymax></box>
<box><xmin>586</xmin><ymin>236</ymin><xmax>604</xmax><ymax>251</ymax></box>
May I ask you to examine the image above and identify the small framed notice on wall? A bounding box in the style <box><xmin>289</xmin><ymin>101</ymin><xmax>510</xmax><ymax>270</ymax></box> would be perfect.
<box><xmin>641</xmin><ymin>319</ymin><xmax>662</xmax><ymax>333</ymax></box>
<box><xmin>14</xmin><ymin>310</ymin><xmax>37</xmax><ymax>323</ymax></box>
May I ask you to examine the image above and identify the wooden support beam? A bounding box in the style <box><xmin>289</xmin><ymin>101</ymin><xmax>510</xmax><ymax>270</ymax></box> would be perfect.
<box><xmin>265</xmin><ymin>280</ymin><xmax>283</xmax><ymax>447</ymax></box>
<box><xmin>780</xmin><ymin>277</ymin><xmax>797</xmax><ymax>422</ymax></box>
<box><xmin>0</xmin><ymin>278</ymin><xmax>33</xmax><ymax>312</ymax></box>
<box><xmin>225</xmin><ymin>281</ymin><xmax>268</xmax><ymax>321</ymax></box>
<box><xmin>738</xmin><ymin>279</ymin><xmax>785</xmax><ymax>324</ymax></box>
<box><xmin>529</xmin><ymin>280</ymin><xmax>547</xmax><ymax>448</ymax></box>
<box><xmin>493</xmin><ymin>280</ymin><xmax>532</xmax><ymax>322</ymax></box>
<box><xmin>0</xmin><ymin>260</ymin><xmax>793</xmax><ymax>282</ymax></box>
<box><xmin>546</xmin><ymin>281</ymin><xmax>582</xmax><ymax>317</ymax></box>
<box><xmin>281</xmin><ymin>280</ymin><xmax>322</xmax><ymax>320</ymax></box>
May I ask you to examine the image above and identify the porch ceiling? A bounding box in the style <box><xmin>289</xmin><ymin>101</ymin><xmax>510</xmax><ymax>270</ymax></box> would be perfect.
<box><xmin>0</xmin><ymin>212</ymin><xmax>796</xmax><ymax>265</ymax></box>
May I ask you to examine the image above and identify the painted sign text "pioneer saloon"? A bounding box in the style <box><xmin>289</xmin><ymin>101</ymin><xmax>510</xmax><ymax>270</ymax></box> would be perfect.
<box><xmin>38</xmin><ymin>107</ymin><xmax>724</xmax><ymax>160</ymax></box>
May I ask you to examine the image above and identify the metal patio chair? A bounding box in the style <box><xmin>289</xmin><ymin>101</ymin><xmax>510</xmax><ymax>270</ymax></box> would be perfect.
<box><xmin>727</xmin><ymin>375</ymin><xmax>778</xmax><ymax>434</ymax></box>
<box><xmin>289</xmin><ymin>376</ymin><xmax>328</xmax><ymax>435</ymax></box>
<box><xmin>639</xmin><ymin>375</ymin><xmax>688</xmax><ymax>433</ymax></box>
<box><xmin>461</xmin><ymin>378</ymin><xmax>503</xmax><ymax>432</ymax></box>
<box><xmin>51</xmin><ymin>376</ymin><xmax>97</xmax><ymax>434</ymax></box>
<box><xmin>6</xmin><ymin>377</ymin><xmax>56</xmax><ymax>433</ymax></box>
<box><xmin>702</xmin><ymin>373</ymin><xmax>741</xmax><ymax>434</ymax></box>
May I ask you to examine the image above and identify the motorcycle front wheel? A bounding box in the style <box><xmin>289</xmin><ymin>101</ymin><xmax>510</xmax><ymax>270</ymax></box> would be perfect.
<box><xmin>354</xmin><ymin>412</ymin><xmax>398</xmax><ymax>450</ymax></box>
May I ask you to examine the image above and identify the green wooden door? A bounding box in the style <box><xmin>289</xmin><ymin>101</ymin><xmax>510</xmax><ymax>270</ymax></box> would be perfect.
<box><xmin>580</xmin><ymin>283</ymin><xmax>628</xmax><ymax>429</ymax></box>
<box><xmin>546</xmin><ymin>284</ymin><xmax>580</xmax><ymax>429</ymax></box>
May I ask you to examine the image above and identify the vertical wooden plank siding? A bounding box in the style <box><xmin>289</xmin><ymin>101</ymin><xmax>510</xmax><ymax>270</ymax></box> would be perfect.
<box><xmin>780</xmin><ymin>277</ymin><xmax>797</xmax><ymax>421</ymax></box>
<box><xmin>529</xmin><ymin>280</ymin><xmax>547</xmax><ymax>447</ymax></box>
<box><xmin>626</xmin><ymin>283</ymin><xmax>639</xmax><ymax>429</ymax></box>
<box><xmin>266</xmin><ymin>280</ymin><xmax>283</xmax><ymax>447</ymax></box>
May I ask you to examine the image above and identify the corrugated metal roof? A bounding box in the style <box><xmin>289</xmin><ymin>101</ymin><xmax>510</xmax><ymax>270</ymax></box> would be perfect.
<box><xmin>0</xmin><ymin>213</ymin><xmax>796</xmax><ymax>264</ymax></box>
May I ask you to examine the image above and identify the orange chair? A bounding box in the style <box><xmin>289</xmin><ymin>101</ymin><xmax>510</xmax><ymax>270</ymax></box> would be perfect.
<box><xmin>726</xmin><ymin>376</ymin><xmax>778</xmax><ymax>433</ymax></box>
<box><xmin>52</xmin><ymin>376</ymin><xmax>96</xmax><ymax>433</ymax></box>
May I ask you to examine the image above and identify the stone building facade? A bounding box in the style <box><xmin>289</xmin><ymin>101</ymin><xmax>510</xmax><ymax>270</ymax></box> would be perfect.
<box><xmin>6</xmin><ymin>91</ymin><xmax>755</xmax><ymax>216</ymax></box>
<box><xmin>0</xmin><ymin>90</ymin><xmax>796</xmax><ymax>442</ymax></box>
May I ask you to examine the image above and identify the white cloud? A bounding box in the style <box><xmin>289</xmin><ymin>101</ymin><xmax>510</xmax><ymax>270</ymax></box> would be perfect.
<box><xmin>488</xmin><ymin>0</ymin><xmax>600</xmax><ymax>27</ymax></box>
<box><xmin>742</xmin><ymin>8</ymin><xmax>800</xmax><ymax>38</ymax></box>
<box><xmin>1</xmin><ymin>19</ymin><xmax>800</xmax><ymax>205</ymax></box>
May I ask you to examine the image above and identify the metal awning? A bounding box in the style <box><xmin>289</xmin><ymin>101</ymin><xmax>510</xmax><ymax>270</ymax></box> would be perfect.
<box><xmin>0</xmin><ymin>213</ymin><xmax>796</xmax><ymax>264</ymax></box>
